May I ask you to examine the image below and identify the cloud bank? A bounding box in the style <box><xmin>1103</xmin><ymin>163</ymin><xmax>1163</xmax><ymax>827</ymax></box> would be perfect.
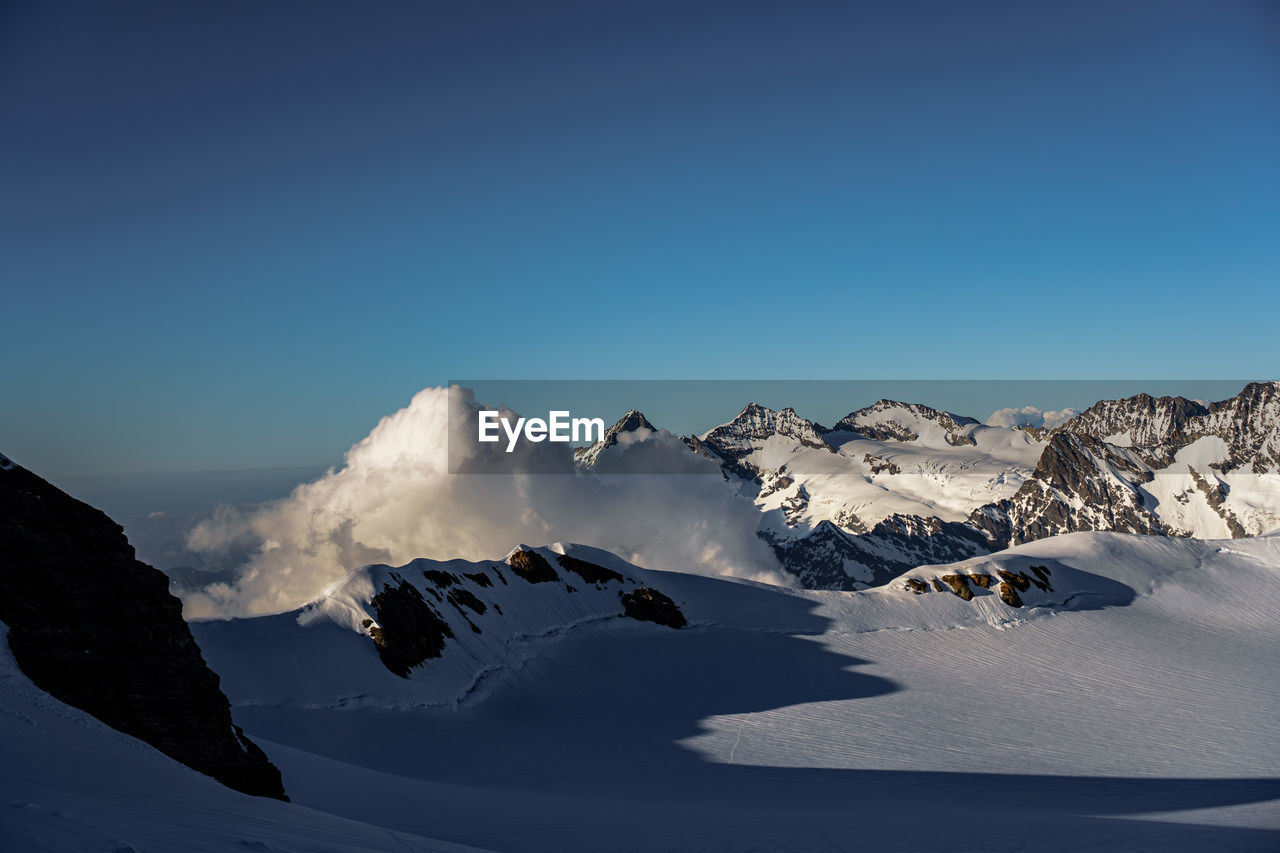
<box><xmin>985</xmin><ymin>405</ymin><xmax>1079</xmax><ymax>430</ymax></box>
<box><xmin>181</xmin><ymin>386</ymin><xmax>787</xmax><ymax>617</ymax></box>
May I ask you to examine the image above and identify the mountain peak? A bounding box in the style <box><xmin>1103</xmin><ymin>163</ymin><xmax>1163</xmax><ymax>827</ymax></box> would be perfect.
<box><xmin>705</xmin><ymin>403</ymin><xmax>831</xmax><ymax>451</ymax></box>
<box><xmin>573</xmin><ymin>409</ymin><xmax>660</xmax><ymax>468</ymax></box>
<box><xmin>612</xmin><ymin>409</ymin><xmax>656</xmax><ymax>434</ymax></box>
<box><xmin>835</xmin><ymin>400</ymin><xmax>978</xmax><ymax>445</ymax></box>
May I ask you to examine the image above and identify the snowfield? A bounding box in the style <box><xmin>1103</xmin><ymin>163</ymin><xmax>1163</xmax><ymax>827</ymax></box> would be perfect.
<box><xmin>0</xmin><ymin>626</ymin><xmax>491</xmax><ymax>853</ymax></box>
<box><xmin>4</xmin><ymin>532</ymin><xmax>1278</xmax><ymax>851</ymax></box>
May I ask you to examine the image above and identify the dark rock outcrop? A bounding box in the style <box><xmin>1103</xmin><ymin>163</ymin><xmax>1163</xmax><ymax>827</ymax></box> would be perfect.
<box><xmin>364</xmin><ymin>574</ymin><xmax>454</xmax><ymax>677</ymax></box>
<box><xmin>620</xmin><ymin>588</ymin><xmax>686</xmax><ymax>629</ymax></box>
<box><xmin>0</xmin><ymin>455</ymin><xmax>287</xmax><ymax>799</ymax></box>
<box><xmin>939</xmin><ymin>574</ymin><xmax>974</xmax><ymax>601</ymax></box>
<box><xmin>423</xmin><ymin>569</ymin><xmax>459</xmax><ymax>587</ymax></box>
<box><xmin>556</xmin><ymin>553</ymin><xmax>624</xmax><ymax>585</ymax></box>
<box><xmin>903</xmin><ymin>577</ymin><xmax>930</xmax><ymax>594</ymax></box>
<box><xmin>507</xmin><ymin>548</ymin><xmax>560</xmax><ymax>583</ymax></box>
<box><xmin>998</xmin><ymin>582</ymin><xmax>1023</xmax><ymax>608</ymax></box>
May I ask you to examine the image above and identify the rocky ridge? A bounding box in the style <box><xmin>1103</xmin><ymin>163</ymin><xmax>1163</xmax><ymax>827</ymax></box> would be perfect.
<box><xmin>0</xmin><ymin>453</ymin><xmax>287</xmax><ymax>799</ymax></box>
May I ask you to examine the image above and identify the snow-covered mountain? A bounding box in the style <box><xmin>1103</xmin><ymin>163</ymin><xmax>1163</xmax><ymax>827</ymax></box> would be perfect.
<box><xmin>579</xmin><ymin>398</ymin><xmax>1039</xmax><ymax>588</ymax></box>
<box><xmin>183</xmin><ymin>532</ymin><xmax>1280</xmax><ymax>852</ymax></box>
<box><xmin>5</xmin><ymin>450</ymin><xmax>1279</xmax><ymax>852</ymax></box>
<box><xmin>193</xmin><ymin>543</ymin><xmax>687</xmax><ymax>710</ymax></box>
<box><xmin>976</xmin><ymin>382</ymin><xmax>1280</xmax><ymax>546</ymax></box>
<box><xmin>572</xmin><ymin>409</ymin><xmax>659</xmax><ymax>468</ymax></box>
<box><xmin>576</xmin><ymin>382</ymin><xmax>1280</xmax><ymax>590</ymax></box>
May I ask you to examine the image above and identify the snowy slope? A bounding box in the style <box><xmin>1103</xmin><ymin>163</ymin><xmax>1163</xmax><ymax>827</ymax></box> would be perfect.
<box><xmin>698</xmin><ymin>400</ymin><xmax>1044</xmax><ymax>531</ymax></box>
<box><xmin>580</xmin><ymin>385</ymin><xmax>1280</xmax><ymax>566</ymax></box>
<box><xmin>0</xmin><ymin>624</ymin><xmax>491</xmax><ymax>853</ymax></box>
<box><xmin>180</xmin><ymin>533</ymin><xmax>1280</xmax><ymax>853</ymax></box>
<box><xmin>1050</xmin><ymin>381</ymin><xmax>1280</xmax><ymax>538</ymax></box>
<box><xmin>193</xmin><ymin>543</ymin><xmax>689</xmax><ymax>710</ymax></box>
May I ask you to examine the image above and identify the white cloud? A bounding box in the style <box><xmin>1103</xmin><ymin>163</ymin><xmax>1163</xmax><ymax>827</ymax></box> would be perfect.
<box><xmin>181</xmin><ymin>386</ymin><xmax>787</xmax><ymax>618</ymax></box>
<box><xmin>985</xmin><ymin>405</ymin><xmax>1079</xmax><ymax>430</ymax></box>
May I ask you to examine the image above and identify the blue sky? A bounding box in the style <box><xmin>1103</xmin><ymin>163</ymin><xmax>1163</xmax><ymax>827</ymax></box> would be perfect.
<box><xmin>2</xmin><ymin>0</ymin><xmax>1278</xmax><ymax>477</ymax></box>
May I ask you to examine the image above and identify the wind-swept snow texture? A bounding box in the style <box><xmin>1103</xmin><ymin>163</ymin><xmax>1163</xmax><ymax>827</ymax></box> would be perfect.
<box><xmin>187</xmin><ymin>534</ymin><xmax>1280</xmax><ymax>852</ymax></box>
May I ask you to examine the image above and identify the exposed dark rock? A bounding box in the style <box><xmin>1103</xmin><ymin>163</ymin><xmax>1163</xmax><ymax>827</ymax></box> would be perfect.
<box><xmin>367</xmin><ymin>574</ymin><xmax>453</xmax><ymax>677</ymax></box>
<box><xmin>996</xmin><ymin>569</ymin><xmax>1030</xmax><ymax>592</ymax></box>
<box><xmin>556</xmin><ymin>553</ymin><xmax>624</xmax><ymax>585</ymax></box>
<box><xmin>852</xmin><ymin>421</ymin><xmax>918</xmax><ymax>443</ymax></box>
<box><xmin>758</xmin><ymin>474</ymin><xmax>795</xmax><ymax>498</ymax></box>
<box><xmin>507</xmin><ymin>549</ymin><xmax>559</xmax><ymax>583</ymax></box>
<box><xmin>781</xmin><ymin>484</ymin><xmax>811</xmax><ymax>527</ymax></box>
<box><xmin>967</xmin><ymin>573</ymin><xmax>994</xmax><ymax>588</ymax></box>
<box><xmin>423</xmin><ymin>569</ymin><xmax>459</xmax><ymax>587</ymax></box>
<box><xmin>903</xmin><ymin>578</ymin><xmax>930</xmax><ymax>594</ymax></box>
<box><xmin>1058</xmin><ymin>382</ymin><xmax>1280</xmax><ymax>475</ymax></box>
<box><xmin>1188</xmin><ymin>467</ymin><xmax>1248</xmax><ymax>538</ymax></box>
<box><xmin>620</xmin><ymin>588</ymin><xmax>686</xmax><ymax>629</ymax></box>
<box><xmin>0</xmin><ymin>457</ymin><xmax>287</xmax><ymax>799</ymax></box>
<box><xmin>998</xmin><ymin>582</ymin><xmax>1023</xmax><ymax>608</ymax></box>
<box><xmin>832</xmin><ymin>507</ymin><xmax>869</xmax><ymax>535</ymax></box>
<box><xmin>447</xmin><ymin>588</ymin><xmax>486</xmax><ymax>616</ymax></box>
<box><xmin>1027</xmin><ymin>565</ymin><xmax>1053</xmax><ymax>591</ymax></box>
<box><xmin>862</xmin><ymin>453</ymin><xmax>902</xmax><ymax>476</ymax></box>
<box><xmin>969</xmin><ymin>432</ymin><xmax>1166</xmax><ymax>548</ymax></box>
<box><xmin>931</xmin><ymin>577</ymin><xmax>946</xmax><ymax>593</ymax></box>
<box><xmin>464</xmin><ymin>571</ymin><xmax>493</xmax><ymax>588</ymax></box>
<box><xmin>939</xmin><ymin>574</ymin><xmax>974</xmax><ymax>601</ymax></box>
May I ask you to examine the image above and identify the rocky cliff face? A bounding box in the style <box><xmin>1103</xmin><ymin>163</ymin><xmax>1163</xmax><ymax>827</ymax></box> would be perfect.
<box><xmin>968</xmin><ymin>433</ymin><xmax>1167</xmax><ymax>548</ymax></box>
<box><xmin>0</xmin><ymin>453</ymin><xmax>287</xmax><ymax>799</ymax></box>
<box><xmin>573</xmin><ymin>409</ymin><xmax>659</xmax><ymax>468</ymax></box>
<box><xmin>976</xmin><ymin>382</ymin><xmax>1280</xmax><ymax>545</ymax></box>
<box><xmin>1059</xmin><ymin>381</ymin><xmax>1280</xmax><ymax>473</ymax></box>
<box><xmin>700</xmin><ymin>403</ymin><xmax>833</xmax><ymax>481</ymax></box>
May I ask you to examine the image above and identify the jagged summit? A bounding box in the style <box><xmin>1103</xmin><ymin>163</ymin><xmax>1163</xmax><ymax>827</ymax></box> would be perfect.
<box><xmin>702</xmin><ymin>403</ymin><xmax>831</xmax><ymax>452</ymax></box>
<box><xmin>574</xmin><ymin>409</ymin><xmax>659</xmax><ymax>467</ymax></box>
<box><xmin>612</xmin><ymin>408</ymin><xmax>657</xmax><ymax>433</ymax></box>
<box><xmin>1057</xmin><ymin>392</ymin><xmax>1209</xmax><ymax>453</ymax></box>
<box><xmin>968</xmin><ymin>432</ymin><xmax>1166</xmax><ymax>548</ymax></box>
<box><xmin>1058</xmin><ymin>380</ymin><xmax>1280</xmax><ymax>472</ymax></box>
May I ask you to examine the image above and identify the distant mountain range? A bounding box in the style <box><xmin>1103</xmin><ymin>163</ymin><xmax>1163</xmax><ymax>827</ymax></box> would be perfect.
<box><xmin>575</xmin><ymin>381</ymin><xmax>1280</xmax><ymax>589</ymax></box>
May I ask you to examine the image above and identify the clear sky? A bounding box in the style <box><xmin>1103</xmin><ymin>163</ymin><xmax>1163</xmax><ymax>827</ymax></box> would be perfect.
<box><xmin>2</xmin><ymin>0</ymin><xmax>1278</xmax><ymax>477</ymax></box>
